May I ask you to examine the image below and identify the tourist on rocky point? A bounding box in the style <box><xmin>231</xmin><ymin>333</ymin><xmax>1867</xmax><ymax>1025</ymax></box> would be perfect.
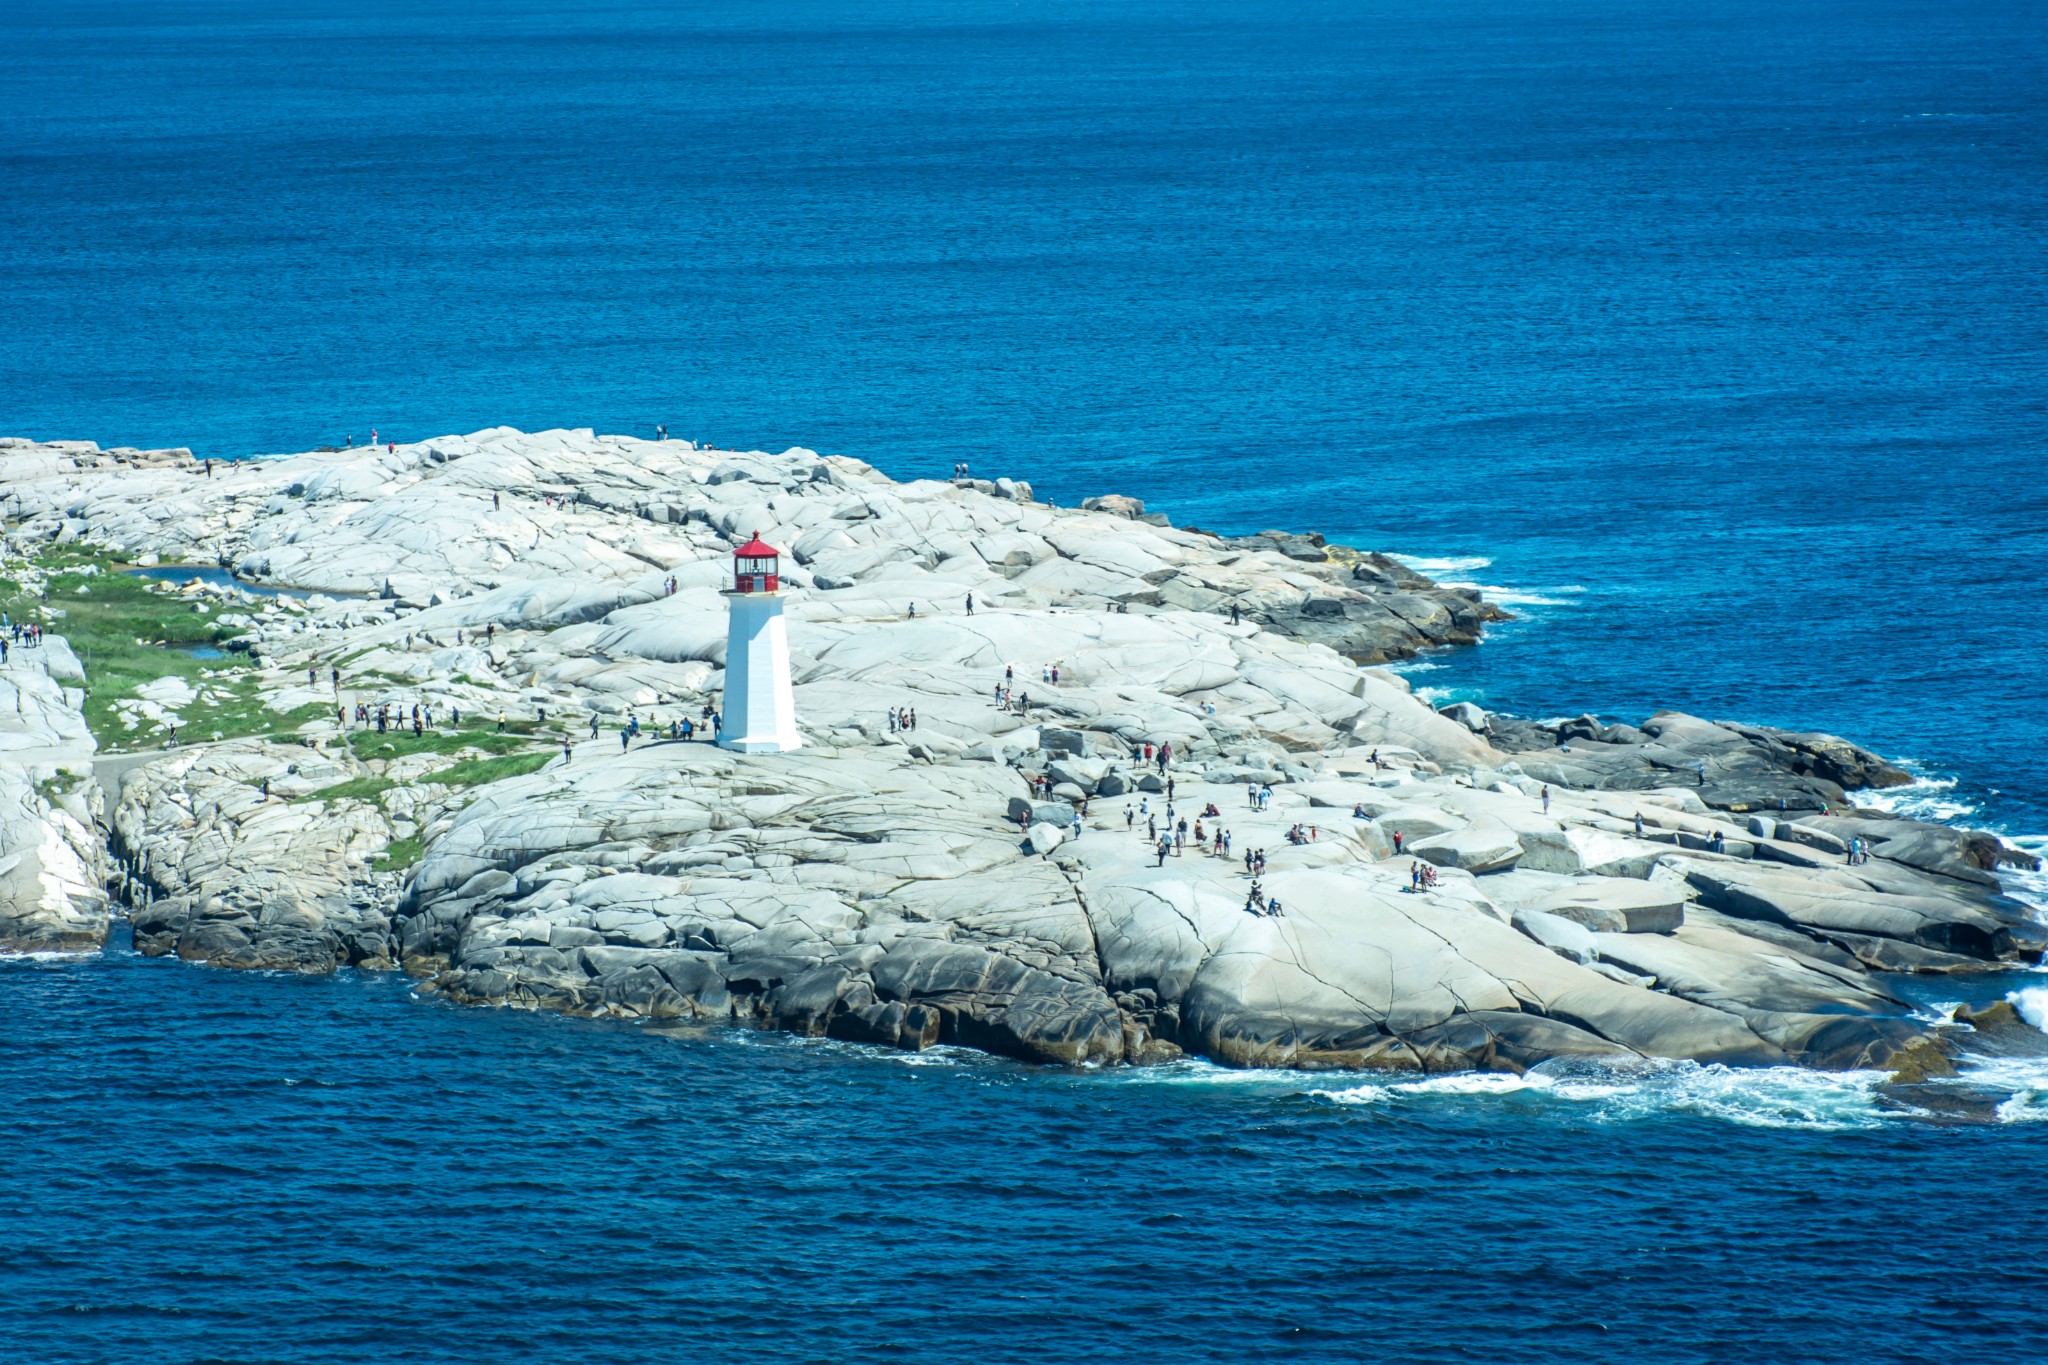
<box><xmin>620</xmin><ymin>728</ymin><xmax>629</xmax><ymax>752</ymax></box>
<box><xmin>1541</xmin><ymin>786</ymin><xmax>1550</xmax><ymax>813</ymax></box>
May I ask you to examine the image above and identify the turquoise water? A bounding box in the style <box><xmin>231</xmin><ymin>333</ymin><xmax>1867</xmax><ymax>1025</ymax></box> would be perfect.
<box><xmin>5</xmin><ymin>0</ymin><xmax>2048</xmax><ymax>1358</ymax></box>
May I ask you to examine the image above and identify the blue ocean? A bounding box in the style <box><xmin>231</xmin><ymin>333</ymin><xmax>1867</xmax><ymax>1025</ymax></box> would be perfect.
<box><xmin>5</xmin><ymin>0</ymin><xmax>2048</xmax><ymax>1359</ymax></box>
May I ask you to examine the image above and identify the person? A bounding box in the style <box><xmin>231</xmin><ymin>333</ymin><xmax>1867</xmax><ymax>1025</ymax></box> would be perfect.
<box><xmin>888</xmin><ymin>710</ymin><xmax>898</xmax><ymax>733</ymax></box>
<box><xmin>1711</xmin><ymin>830</ymin><xmax>1726</xmax><ymax>855</ymax></box>
<box><xmin>562</xmin><ymin>736</ymin><xmax>572</xmax><ymax>761</ymax></box>
<box><xmin>1165</xmin><ymin>776</ymin><xmax>1175</xmax><ymax>802</ymax></box>
<box><xmin>1541</xmin><ymin>785</ymin><xmax>1550</xmax><ymax>814</ymax></box>
<box><xmin>1266</xmin><ymin>897</ymin><xmax>1282</xmax><ymax>918</ymax></box>
<box><xmin>657</xmin><ymin>424</ymin><xmax>667</xmax><ymax>442</ymax></box>
<box><xmin>1634</xmin><ymin>812</ymin><xmax>1644</xmax><ymax>837</ymax></box>
<box><xmin>497</xmin><ymin>712</ymin><xmax>505</xmax><ymax>733</ymax></box>
<box><xmin>965</xmin><ymin>595</ymin><xmax>974</xmax><ymax>616</ymax></box>
<box><xmin>331</xmin><ymin>666</ymin><xmax>339</xmax><ymax>690</ymax></box>
<box><xmin>1393</xmin><ymin>830</ymin><xmax>1404</xmax><ymax>854</ymax></box>
<box><xmin>1248</xmin><ymin>783</ymin><xmax>1259</xmax><ymax>810</ymax></box>
<box><xmin>1353</xmin><ymin>802</ymin><xmax>1367</xmax><ymax>819</ymax></box>
<box><xmin>1155</xmin><ymin>836</ymin><xmax>1170</xmax><ymax>868</ymax></box>
<box><xmin>493</xmin><ymin>493</ymin><xmax>500</xmax><ymax>510</ymax></box>
<box><xmin>908</xmin><ymin>708</ymin><xmax>917</xmax><ymax>730</ymax></box>
<box><xmin>309</xmin><ymin>666</ymin><xmax>317</xmax><ymax>687</ymax></box>
<box><xmin>589</xmin><ymin>714</ymin><xmax>601</xmax><ymax>739</ymax></box>
<box><xmin>205</xmin><ymin>458</ymin><xmax>213</xmax><ymax>478</ymax></box>
<box><xmin>261</xmin><ymin>777</ymin><xmax>270</xmax><ymax>800</ymax></box>
<box><xmin>166</xmin><ymin>722</ymin><xmax>178</xmax><ymax>747</ymax></box>
<box><xmin>1698</xmin><ymin>763</ymin><xmax>1708</xmax><ymax>788</ymax></box>
<box><xmin>1230</xmin><ymin>603</ymin><xmax>1241</xmax><ymax>625</ymax></box>
<box><xmin>682</xmin><ymin>716</ymin><xmax>695</xmax><ymax>741</ymax></box>
<box><xmin>621</xmin><ymin>728</ymin><xmax>630</xmax><ymax>752</ymax></box>
<box><xmin>1125</xmin><ymin>805</ymin><xmax>1134</xmax><ymax>830</ymax></box>
<box><xmin>908</xmin><ymin>603</ymin><xmax>916</xmax><ymax>619</ymax></box>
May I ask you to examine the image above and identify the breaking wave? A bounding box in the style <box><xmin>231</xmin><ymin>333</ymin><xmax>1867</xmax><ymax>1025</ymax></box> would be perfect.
<box><xmin>1308</xmin><ymin>1058</ymin><xmax>1894</xmax><ymax>1129</ymax></box>
<box><xmin>1391</xmin><ymin>554</ymin><xmax>1492</xmax><ymax>576</ymax></box>
<box><xmin>1850</xmin><ymin>771</ymin><xmax>1981</xmax><ymax>824</ymax></box>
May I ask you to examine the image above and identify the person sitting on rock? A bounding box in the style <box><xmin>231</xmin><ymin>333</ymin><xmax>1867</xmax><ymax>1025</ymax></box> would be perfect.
<box><xmin>1266</xmin><ymin>898</ymin><xmax>1282</xmax><ymax>918</ymax></box>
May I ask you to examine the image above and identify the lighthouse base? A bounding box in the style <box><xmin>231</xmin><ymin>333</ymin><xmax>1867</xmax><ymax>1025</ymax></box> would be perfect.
<box><xmin>717</xmin><ymin>734</ymin><xmax>800</xmax><ymax>754</ymax></box>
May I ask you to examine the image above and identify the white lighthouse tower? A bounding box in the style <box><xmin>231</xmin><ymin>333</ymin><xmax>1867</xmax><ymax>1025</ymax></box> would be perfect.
<box><xmin>718</xmin><ymin>533</ymin><xmax>801</xmax><ymax>753</ymax></box>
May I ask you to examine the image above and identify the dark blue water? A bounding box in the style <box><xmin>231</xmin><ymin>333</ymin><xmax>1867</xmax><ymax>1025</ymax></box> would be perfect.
<box><xmin>6</xmin><ymin>1</ymin><xmax>2048</xmax><ymax>1358</ymax></box>
<box><xmin>5</xmin><ymin>932</ymin><xmax>2047</xmax><ymax>1365</ymax></box>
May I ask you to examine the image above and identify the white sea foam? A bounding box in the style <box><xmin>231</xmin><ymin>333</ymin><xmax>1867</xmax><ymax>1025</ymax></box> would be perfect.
<box><xmin>1438</xmin><ymin>583</ymin><xmax>1586</xmax><ymax>608</ymax></box>
<box><xmin>1310</xmin><ymin>1058</ymin><xmax>1892</xmax><ymax>1129</ymax></box>
<box><xmin>2008</xmin><ymin>985</ymin><xmax>2048</xmax><ymax>1034</ymax></box>
<box><xmin>1850</xmin><ymin>773</ymin><xmax>1980</xmax><ymax>824</ymax></box>
<box><xmin>1391</xmin><ymin>554</ymin><xmax>1492</xmax><ymax>575</ymax></box>
<box><xmin>1957</xmin><ymin>1054</ymin><xmax>2048</xmax><ymax>1124</ymax></box>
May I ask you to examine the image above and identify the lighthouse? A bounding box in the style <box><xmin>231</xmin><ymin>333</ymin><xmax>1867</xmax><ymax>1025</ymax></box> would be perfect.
<box><xmin>718</xmin><ymin>533</ymin><xmax>801</xmax><ymax>753</ymax></box>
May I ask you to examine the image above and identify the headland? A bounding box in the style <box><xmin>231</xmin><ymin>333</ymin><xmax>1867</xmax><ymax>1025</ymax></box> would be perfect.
<box><xmin>1</xmin><ymin>429</ymin><xmax>2041</xmax><ymax>1079</ymax></box>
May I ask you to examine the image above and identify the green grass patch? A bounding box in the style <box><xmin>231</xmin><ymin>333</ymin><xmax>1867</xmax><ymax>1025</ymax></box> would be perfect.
<box><xmin>423</xmin><ymin>751</ymin><xmax>554</xmax><ymax>789</ymax></box>
<box><xmin>0</xmin><ymin>548</ymin><xmax>338</xmax><ymax>750</ymax></box>
<box><xmin>338</xmin><ymin>727</ymin><xmax>542</xmax><ymax>761</ymax></box>
<box><xmin>292</xmin><ymin>775</ymin><xmax>395</xmax><ymax>806</ymax></box>
<box><xmin>373</xmin><ymin>832</ymin><xmax>424</xmax><ymax>873</ymax></box>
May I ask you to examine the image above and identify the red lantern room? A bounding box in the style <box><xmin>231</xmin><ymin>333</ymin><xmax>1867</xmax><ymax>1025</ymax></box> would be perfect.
<box><xmin>732</xmin><ymin>532</ymin><xmax>780</xmax><ymax>594</ymax></box>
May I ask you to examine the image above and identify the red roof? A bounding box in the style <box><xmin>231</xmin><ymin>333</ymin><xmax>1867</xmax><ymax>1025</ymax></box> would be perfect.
<box><xmin>733</xmin><ymin>532</ymin><xmax>779</xmax><ymax>558</ymax></box>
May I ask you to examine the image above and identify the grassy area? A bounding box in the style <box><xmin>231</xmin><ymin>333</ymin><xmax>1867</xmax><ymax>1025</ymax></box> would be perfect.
<box><xmin>374</xmin><ymin>832</ymin><xmax>424</xmax><ymax>873</ymax></box>
<box><xmin>0</xmin><ymin>550</ymin><xmax>322</xmax><ymax>747</ymax></box>
<box><xmin>337</xmin><ymin>726</ymin><xmax>544</xmax><ymax>761</ymax></box>
<box><xmin>292</xmin><ymin>774</ymin><xmax>396</xmax><ymax>806</ymax></box>
<box><xmin>423</xmin><ymin>751</ymin><xmax>554</xmax><ymax>789</ymax></box>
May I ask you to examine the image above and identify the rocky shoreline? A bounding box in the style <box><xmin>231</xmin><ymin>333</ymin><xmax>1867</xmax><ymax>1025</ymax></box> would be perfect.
<box><xmin>2</xmin><ymin>428</ymin><xmax>2042</xmax><ymax>1080</ymax></box>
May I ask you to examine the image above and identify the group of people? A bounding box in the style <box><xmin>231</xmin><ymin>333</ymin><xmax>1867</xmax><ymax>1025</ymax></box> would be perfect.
<box><xmin>346</xmin><ymin>700</ymin><xmax>436</xmax><ymax>735</ymax></box>
<box><xmin>1247</xmin><ymin>782</ymin><xmax>1272</xmax><ymax>810</ymax></box>
<box><xmin>1408</xmin><ymin>861</ymin><xmax>1439</xmax><ymax>892</ymax></box>
<box><xmin>950</xmin><ymin>461</ymin><xmax>974</xmax><ymax>480</ymax></box>
<box><xmin>887</xmin><ymin>707</ymin><xmax>919</xmax><ymax>733</ymax></box>
<box><xmin>1284</xmin><ymin>823</ymin><xmax>1318</xmax><ymax>845</ymax></box>
<box><xmin>1243</xmin><ymin>882</ymin><xmax>1281</xmax><ymax>917</ymax></box>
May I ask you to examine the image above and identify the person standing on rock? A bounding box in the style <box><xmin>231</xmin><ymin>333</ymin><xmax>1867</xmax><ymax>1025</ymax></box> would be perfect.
<box><xmin>1541</xmin><ymin>786</ymin><xmax>1550</xmax><ymax>814</ymax></box>
<box><xmin>1230</xmin><ymin>603</ymin><xmax>1241</xmax><ymax>626</ymax></box>
<box><xmin>965</xmin><ymin>595</ymin><xmax>974</xmax><ymax>616</ymax></box>
<box><xmin>1125</xmin><ymin>805</ymin><xmax>1134</xmax><ymax>830</ymax></box>
<box><xmin>621</xmin><ymin>727</ymin><xmax>630</xmax><ymax>752</ymax></box>
<box><xmin>331</xmin><ymin>666</ymin><xmax>339</xmax><ymax>692</ymax></box>
<box><xmin>589</xmin><ymin>714</ymin><xmax>600</xmax><ymax>740</ymax></box>
<box><xmin>562</xmin><ymin>736</ymin><xmax>572</xmax><ymax>762</ymax></box>
<box><xmin>1393</xmin><ymin>830</ymin><xmax>1404</xmax><ymax>855</ymax></box>
<box><xmin>1155</xmin><ymin>836</ymin><xmax>1170</xmax><ymax>867</ymax></box>
<box><xmin>1634</xmin><ymin>812</ymin><xmax>1645</xmax><ymax>837</ymax></box>
<box><xmin>1698</xmin><ymin>763</ymin><xmax>1708</xmax><ymax>788</ymax></box>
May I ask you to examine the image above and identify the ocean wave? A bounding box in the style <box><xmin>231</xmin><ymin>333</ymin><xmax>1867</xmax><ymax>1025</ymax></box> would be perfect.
<box><xmin>1436</xmin><ymin>582</ymin><xmax>1586</xmax><ymax>608</ymax></box>
<box><xmin>1390</xmin><ymin>554</ymin><xmax>1492</xmax><ymax>575</ymax></box>
<box><xmin>1956</xmin><ymin>1053</ymin><xmax>2048</xmax><ymax>1124</ymax></box>
<box><xmin>1307</xmin><ymin>1057</ymin><xmax>1892</xmax><ymax>1129</ymax></box>
<box><xmin>1850</xmin><ymin>772</ymin><xmax>1980</xmax><ymax>824</ymax></box>
<box><xmin>2008</xmin><ymin>985</ymin><xmax>2048</xmax><ymax>1033</ymax></box>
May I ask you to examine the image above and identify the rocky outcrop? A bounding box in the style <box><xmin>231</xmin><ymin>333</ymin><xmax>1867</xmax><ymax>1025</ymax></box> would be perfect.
<box><xmin>1477</xmin><ymin>709</ymin><xmax>1917</xmax><ymax>814</ymax></box>
<box><xmin>7</xmin><ymin>426</ymin><xmax>2041</xmax><ymax>1078</ymax></box>
<box><xmin>112</xmin><ymin>743</ymin><xmax>409</xmax><ymax>972</ymax></box>
<box><xmin>0</xmin><ymin>626</ymin><xmax>108</xmax><ymax>953</ymax></box>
